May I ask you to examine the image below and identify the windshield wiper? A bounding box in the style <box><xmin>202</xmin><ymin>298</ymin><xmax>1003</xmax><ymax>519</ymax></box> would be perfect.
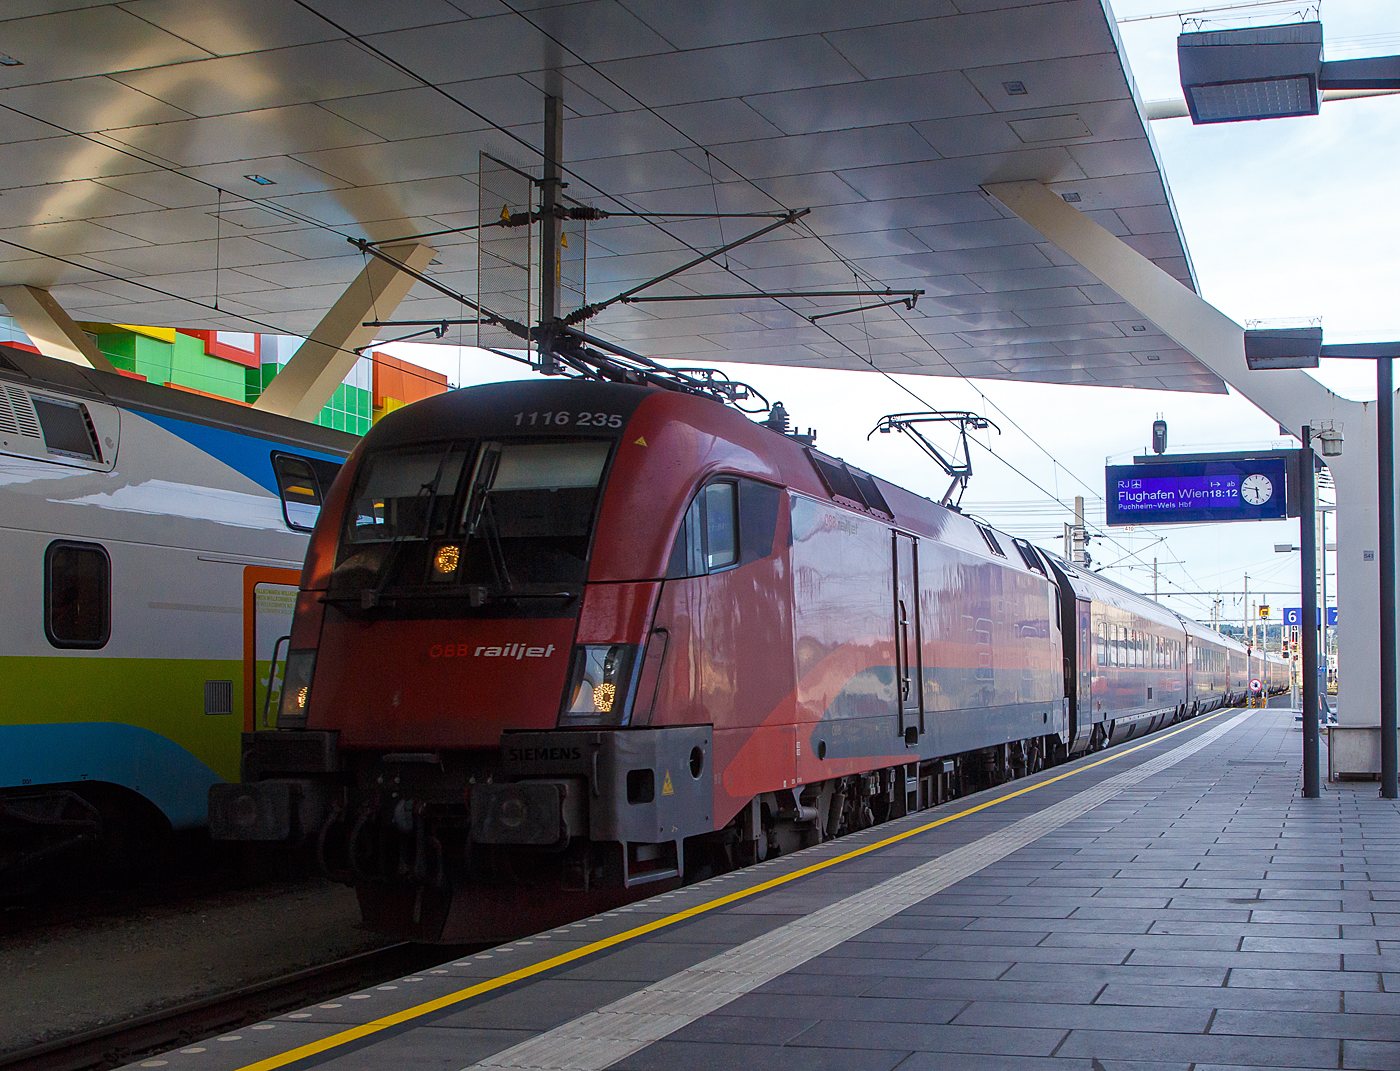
<box><xmin>321</xmin><ymin>585</ymin><xmax>579</xmax><ymax>609</ymax></box>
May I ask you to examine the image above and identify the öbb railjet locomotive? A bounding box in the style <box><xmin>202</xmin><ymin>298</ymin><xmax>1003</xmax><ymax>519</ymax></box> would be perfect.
<box><xmin>212</xmin><ymin>379</ymin><xmax>1283</xmax><ymax>941</ymax></box>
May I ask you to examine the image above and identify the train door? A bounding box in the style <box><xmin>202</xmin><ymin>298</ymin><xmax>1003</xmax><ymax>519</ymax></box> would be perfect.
<box><xmin>1077</xmin><ymin>600</ymin><xmax>1093</xmax><ymax>729</ymax></box>
<box><xmin>893</xmin><ymin>532</ymin><xmax>923</xmax><ymax>743</ymax></box>
<box><xmin>242</xmin><ymin>566</ymin><xmax>302</xmax><ymax>731</ymax></box>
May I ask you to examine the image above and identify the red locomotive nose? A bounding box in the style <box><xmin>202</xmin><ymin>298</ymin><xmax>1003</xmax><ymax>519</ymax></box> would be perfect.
<box><xmin>310</xmin><ymin>617</ymin><xmax>579</xmax><ymax>748</ymax></box>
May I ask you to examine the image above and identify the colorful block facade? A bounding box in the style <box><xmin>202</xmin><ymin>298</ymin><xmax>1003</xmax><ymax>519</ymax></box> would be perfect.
<box><xmin>0</xmin><ymin>316</ymin><xmax>448</xmax><ymax>436</ymax></box>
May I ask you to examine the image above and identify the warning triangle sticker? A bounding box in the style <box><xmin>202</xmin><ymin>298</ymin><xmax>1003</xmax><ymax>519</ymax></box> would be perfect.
<box><xmin>633</xmin><ymin>436</ymin><xmax>647</xmax><ymax>446</ymax></box>
<box><xmin>661</xmin><ymin>771</ymin><xmax>674</xmax><ymax>796</ymax></box>
<box><xmin>500</xmin><ymin>203</ymin><xmax>511</xmax><ymax>220</ymax></box>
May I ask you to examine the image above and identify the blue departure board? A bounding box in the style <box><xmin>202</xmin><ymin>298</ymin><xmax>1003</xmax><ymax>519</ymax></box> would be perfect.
<box><xmin>1105</xmin><ymin>457</ymin><xmax>1289</xmax><ymax>525</ymax></box>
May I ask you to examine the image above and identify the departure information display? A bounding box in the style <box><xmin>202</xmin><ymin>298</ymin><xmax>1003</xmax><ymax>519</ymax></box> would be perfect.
<box><xmin>1105</xmin><ymin>457</ymin><xmax>1289</xmax><ymax>525</ymax></box>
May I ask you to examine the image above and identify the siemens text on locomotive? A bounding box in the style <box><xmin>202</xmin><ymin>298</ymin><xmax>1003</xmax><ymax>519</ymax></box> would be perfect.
<box><xmin>212</xmin><ymin>378</ymin><xmax>1286</xmax><ymax>941</ymax></box>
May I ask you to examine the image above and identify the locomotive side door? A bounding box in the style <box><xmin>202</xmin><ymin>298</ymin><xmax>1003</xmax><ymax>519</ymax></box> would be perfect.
<box><xmin>1077</xmin><ymin>599</ymin><xmax>1093</xmax><ymax>726</ymax></box>
<box><xmin>893</xmin><ymin>532</ymin><xmax>923</xmax><ymax>742</ymax></box>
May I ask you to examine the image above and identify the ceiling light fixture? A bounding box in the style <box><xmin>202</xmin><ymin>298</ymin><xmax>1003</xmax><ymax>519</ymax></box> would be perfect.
<box><xmin>1243</xmin><ymin>326</ymin><xmax>1323</xmax><ymax>369</ymax></box>
<box><xmin>1002</xmin><ymin>80</ymin><xmax>1028</xmax><ymax>95</ymax></box>
<box><xmin>244</xmin><ymin>174</ymin><xmax>275</xmax><ymax>185</ymax></box>
<box><xmin>1179</xmin><ymin>22</ymin><xmax>1323</xmax><ymax>123</ymax></box>
<box><xmin>0</xmin><ymin>53</ymin><xmax>22</xmax><ymax>66</ymax></box>
<box><xmin>1061</xmin><ymin>192</ymin><xmax>1081</xmax><ymax>203</ymax></box>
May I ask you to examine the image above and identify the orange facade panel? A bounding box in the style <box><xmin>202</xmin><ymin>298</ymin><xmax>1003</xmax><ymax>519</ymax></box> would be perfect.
<box><xmin>372</xmin><ymin>350</ymin><xmax>448</xmax><ymax>408</ymax></box>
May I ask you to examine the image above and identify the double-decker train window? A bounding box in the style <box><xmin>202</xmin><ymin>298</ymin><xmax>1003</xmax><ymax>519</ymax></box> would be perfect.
<box><xmin>45</xmin><ymin>540</ymin><xmax>110</xmax><ymax>649</ymax></box>
<box><xmin>33</xmin><ymin>396</ymin><xmax>100</xmax><ymax>461</ymax></box>
<box><xmin>272</xmin><ymin>452</ymin><xmax>340</xmax><ymax>532</ymax></box>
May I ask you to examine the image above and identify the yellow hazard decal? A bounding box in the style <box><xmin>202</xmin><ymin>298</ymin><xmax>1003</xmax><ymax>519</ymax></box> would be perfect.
<box><xmin>500</xmin><ymin>203</ymin><xmax>511</xmax><ymax>220</ymax></box>
<box><xmin>661</xmin><ymin>771</ymin><xmax>674</xmax><ymax>796</ymax></box>
<box><xmin>634</xmin><ymin>436</ymin><xmax>647</xmax><ymax>446</ymax></box>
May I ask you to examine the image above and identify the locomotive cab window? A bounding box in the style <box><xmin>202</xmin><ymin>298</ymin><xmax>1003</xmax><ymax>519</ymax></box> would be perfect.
<box><xmin>45</xmin><ymin>540</ymin><xmax>110</xmax><ymax>649</ymax></box>
<box><xmin>335</xmin><ymin>438</ymin><xmax>611</xmax><ymax>595</ymax></box>
<box><xmin>704</xmin><ymin>482</ymin><xmax>737</xmax><ymax>569</ymax></box>
<box><xmin>668</xmin><ymin>478</ymin><xmax>780</xmax><ymax>579</ymax></box>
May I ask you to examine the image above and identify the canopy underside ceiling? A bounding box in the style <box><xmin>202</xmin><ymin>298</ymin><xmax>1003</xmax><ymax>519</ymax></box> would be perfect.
<box><xmin>0</xmin><ymin>0</ymin><xmax>1225</xmax><ymax>394</ymax></box>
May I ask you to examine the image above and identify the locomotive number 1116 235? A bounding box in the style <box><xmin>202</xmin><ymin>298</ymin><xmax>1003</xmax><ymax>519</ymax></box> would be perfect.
<box><xmin>513</xmin><ymin>411</ymin><xmax>623</xmax><ymax>428</ymax></box>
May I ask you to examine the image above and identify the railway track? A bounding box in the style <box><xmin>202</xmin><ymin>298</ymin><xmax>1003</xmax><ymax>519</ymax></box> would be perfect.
<box><xmin>0</xmin><ymin>942</ymin><xmax>477</xmax><ymax>1071</ymax></box>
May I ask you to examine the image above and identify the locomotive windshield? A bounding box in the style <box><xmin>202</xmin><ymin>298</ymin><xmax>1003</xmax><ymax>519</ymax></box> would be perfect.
<box><xmin>334</xmin><ymin>438</ymin><xmax>611</xmax><ymax>601</ymax></box>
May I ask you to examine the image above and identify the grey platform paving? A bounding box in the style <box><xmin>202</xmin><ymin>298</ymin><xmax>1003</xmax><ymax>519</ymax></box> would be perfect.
<box><xmin>135</xmin><ymin>703</ymin><xmax>1400</xmax><ymax>1071</ymax></box>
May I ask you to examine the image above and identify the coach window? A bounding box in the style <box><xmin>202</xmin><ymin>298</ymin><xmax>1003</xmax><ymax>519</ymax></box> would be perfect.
<box><xmin>45</xmin><ymin>540</ymin><xmax>110</xmax><ymax>649</ymax></box>
<box><xmin>273</xmin><ymin>453</ymin><xmax>327</xmax><ymax>532</ymax></box>
<box><xmin>34</xmin><ymin>397</ymin><xmax>101</xmax><ymax>461</ymax></box>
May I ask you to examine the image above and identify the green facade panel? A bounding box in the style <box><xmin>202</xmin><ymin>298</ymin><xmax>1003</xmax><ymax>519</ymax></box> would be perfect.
<box><xmin>93</xmin><ymin>331</ymin><xmax>372</xmax><ymax>434</ymax></box>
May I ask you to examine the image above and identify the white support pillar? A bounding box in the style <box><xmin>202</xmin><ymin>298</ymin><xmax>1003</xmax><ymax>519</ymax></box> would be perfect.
<box><xmin>985</xmin><ymin>181</ymin><xmax>1388</xmax><ymax>775</ymax></box>
<box><xmin>0</xmin><ymin>284</ymin><xmax>118</xmax><ymax>374</ymax></box>
<box><xmin>252</xmin><ymin>242</ymin><xmax>436</xmax><ymax>422</ymax></box>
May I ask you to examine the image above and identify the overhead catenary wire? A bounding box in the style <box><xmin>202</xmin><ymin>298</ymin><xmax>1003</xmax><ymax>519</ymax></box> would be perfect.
<box><xmin>0</xmin><ymin>233</ymin><xmax>456</xmax><ymax>397</ymax></box>
<box><xmin>0</xmin><ymin>1</ymin><xmax>1262</xmax><ymax>614</ymax></box>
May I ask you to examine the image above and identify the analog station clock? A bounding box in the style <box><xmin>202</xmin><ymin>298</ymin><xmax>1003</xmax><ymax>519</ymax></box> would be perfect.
<box><xmin>1240</xmin><ymin>473</ymin><xmax>1273</xmax><ymax>506</ymax></box>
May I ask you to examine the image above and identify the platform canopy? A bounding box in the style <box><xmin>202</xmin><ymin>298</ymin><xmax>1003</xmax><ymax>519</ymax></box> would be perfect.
<box><xmin>0</xmin><ymin>0</ymin><xmax>1225</xmax><ymax>393</ymax></box>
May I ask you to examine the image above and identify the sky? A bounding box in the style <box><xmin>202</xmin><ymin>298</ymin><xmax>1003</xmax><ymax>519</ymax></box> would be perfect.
<box><xmin>382</xmin><ymin>0</ymin><xmax>1399</xmax><ymax>631</ymax></box>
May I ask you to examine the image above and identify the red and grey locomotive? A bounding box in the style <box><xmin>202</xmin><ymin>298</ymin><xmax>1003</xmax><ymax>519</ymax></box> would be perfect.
<box><xmin>212</xmin><ymin>376</ymin><xmax>1269</xmax><ymax>942</ymax></box>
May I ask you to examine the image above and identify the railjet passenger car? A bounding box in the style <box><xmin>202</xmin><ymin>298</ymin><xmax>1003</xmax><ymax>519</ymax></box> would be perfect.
<box><xmin>212</xmin><ymin>379</ymin><xmax>1272</xmax><ymax>941</ymax></box>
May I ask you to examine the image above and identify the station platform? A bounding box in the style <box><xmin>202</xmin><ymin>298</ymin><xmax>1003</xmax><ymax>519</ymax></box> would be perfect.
<box><xmin>135</xmin><ymin>703</ymin><xmax>1399</xmax><ymax>1071</ymax></box>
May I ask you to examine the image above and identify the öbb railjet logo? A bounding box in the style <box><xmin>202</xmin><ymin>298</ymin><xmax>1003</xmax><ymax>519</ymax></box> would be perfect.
<box><xmin>428</xmin><ymin>642</ymin><xmax>557</xmax><ymax>659</ymax></box>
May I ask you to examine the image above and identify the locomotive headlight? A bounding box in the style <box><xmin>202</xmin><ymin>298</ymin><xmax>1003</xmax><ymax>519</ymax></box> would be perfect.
<box><xmin>593</xmin><ymin>681</ymin><xmax>616</xmax><ymax>713</ymax></box>
<box><xmin>432</xmin><ymin>543</ymin><xmax>460</xmax><ymax>578</ymax></box>
<box><xmin>277</xmin><ymin>649</ymin><xmax>317</xmax><ymax>728</ymax></box>
<box><xmin>560</xmin><ymin>644</ymin><xmax>640</xmax><ymax>727</ymax></box>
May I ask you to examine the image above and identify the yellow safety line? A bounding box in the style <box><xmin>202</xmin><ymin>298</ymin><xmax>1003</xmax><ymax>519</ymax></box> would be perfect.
<box><xmin>235</xmin><ymin>706</ymin><xmax>1237</xmax><ymax>1071</ymax></box>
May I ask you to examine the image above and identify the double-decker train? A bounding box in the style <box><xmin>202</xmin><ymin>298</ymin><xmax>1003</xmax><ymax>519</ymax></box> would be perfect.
<box><xmin>0</xmin><ymin>343</ymin><xmax>351</xmax><ymax>885</ymax></box>
<box><xmin>212</xmin><ymin>377</ymin><xmax>1286</xmax><ymax>941</ymax></box>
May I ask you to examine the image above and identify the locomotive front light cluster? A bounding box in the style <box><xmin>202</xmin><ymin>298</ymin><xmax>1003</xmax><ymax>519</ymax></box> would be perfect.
<box><xmin>277</xmin><ymin>649</ymin><xmax>317</xmax><ymax>728</ymax></box>
<box><xmin>432</xmin><ymin>543</ymin><xmax>461</xmax><ymax>578</ymax></box>
<box><xmin>561</xmin><ymin>644</ymin><xmax>640</xmax><ymax>726</ymax></box>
